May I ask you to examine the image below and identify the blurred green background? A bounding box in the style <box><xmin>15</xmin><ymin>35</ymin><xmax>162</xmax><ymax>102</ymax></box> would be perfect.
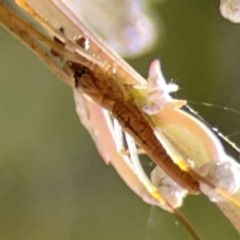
<box><xmin>1</xmin><ymin>0</ymin><xmax>240</xmax><ymax>239</ymax></box>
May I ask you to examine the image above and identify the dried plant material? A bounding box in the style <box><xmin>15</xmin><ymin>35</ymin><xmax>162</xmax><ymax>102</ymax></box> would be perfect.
<box><xmin>1</xmin><ymin>1</ymin><xmax>240</xmax><ymax>238</ymax></box>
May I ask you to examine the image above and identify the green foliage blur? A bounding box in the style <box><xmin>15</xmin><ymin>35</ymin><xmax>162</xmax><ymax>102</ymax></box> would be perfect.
<box><xmin>0</xmin><ymin>1</ymin><xmax>240</xmax><ymax>239</ymax></box>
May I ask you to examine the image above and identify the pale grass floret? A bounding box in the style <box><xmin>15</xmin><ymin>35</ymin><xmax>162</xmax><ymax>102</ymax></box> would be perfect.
<box><xmin>142</xmin><ymin>60</ymin><xmax>240</xmax><ymax>205</ymax></box>
<box><xmin>220</xmin><ymin>0</ymin><xmax>240</xmax><ymax>23</ymax></box>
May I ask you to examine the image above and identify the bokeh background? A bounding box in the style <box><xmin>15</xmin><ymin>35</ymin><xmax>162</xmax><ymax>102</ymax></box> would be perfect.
<box><xmin>1</xmin><ymin>0</ymin><xmax>240</xmax><ymax>239</ymax></box>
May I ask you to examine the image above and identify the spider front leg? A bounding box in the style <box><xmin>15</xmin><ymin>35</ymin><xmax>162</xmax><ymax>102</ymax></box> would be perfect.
<box><xmin>111</xmin><ymin>117</ymin><xmax>187</xmax><ymax>210</ymax></box>
<box><xmin>116</xmin><ymin>126</ymin><xmax>201</xmax><ymax>239</ymax></box>
<box><xmin>73</xmin><ymin>90</ymin><xmax>159</xmax><ymax>205</ymax></box>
